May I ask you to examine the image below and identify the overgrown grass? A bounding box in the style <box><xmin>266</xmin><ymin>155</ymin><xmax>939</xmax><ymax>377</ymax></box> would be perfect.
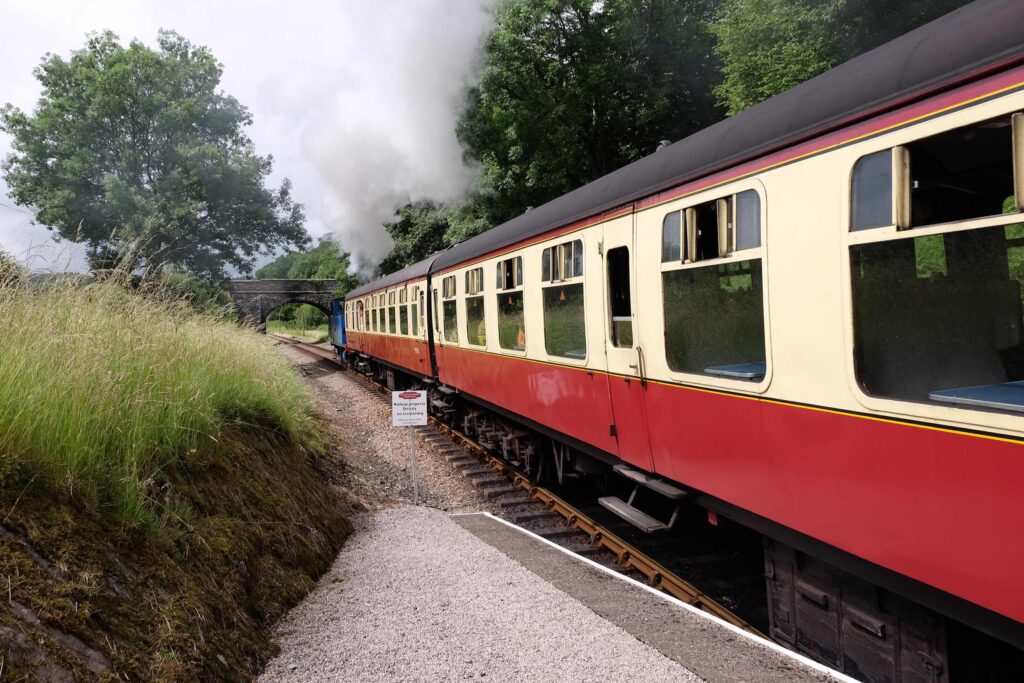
<box><xmin>0</xmin><ymin>273</ymin><xmax>318</xmax><ymax>531</ymax></box>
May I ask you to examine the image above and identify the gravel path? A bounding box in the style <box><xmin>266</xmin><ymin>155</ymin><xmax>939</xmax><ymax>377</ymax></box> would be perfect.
<box><xmin>276</xmin><ymin>343</ymin><xmax>486</xmax><ymax>512</ymax></box>
<box><xmin>260</xmin><ymin>506</ymin><xmax>700</xmax><ymax>683</ymax></box>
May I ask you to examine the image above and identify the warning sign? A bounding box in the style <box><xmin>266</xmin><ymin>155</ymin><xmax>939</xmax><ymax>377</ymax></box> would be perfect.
<box><xmin>392</xmin><ymin>390</ymin><xmax>428</xmax><ymax>427</ymax></box>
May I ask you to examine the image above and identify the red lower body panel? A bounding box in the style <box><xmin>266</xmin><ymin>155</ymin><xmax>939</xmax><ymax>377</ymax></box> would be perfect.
<box><xmin>431</xmin><ymin>345</ymin><xmax>1023</xmax><ymax>625</ymax></box>
<box><xmin>435</xmin><ymin>345</ymin><xmax>619</xmax><ymax>456</ymax></box>
<box><xmin>347</xmin><ymin>332</ymin><xmax>430</xmax><ymax>377</ymax></box>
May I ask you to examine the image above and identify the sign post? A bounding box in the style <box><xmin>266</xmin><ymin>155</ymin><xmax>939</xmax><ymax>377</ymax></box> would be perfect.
<box><xmin>392</xmin><ymin>390</ymin><xmax>428</xmax><ymax>504</ymax></box>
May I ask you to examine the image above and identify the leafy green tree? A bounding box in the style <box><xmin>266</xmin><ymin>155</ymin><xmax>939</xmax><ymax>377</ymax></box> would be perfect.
<box><xmin>378</xmin><ymin>202</ymin><xmax>451</xmax><ymax>275</ymax></box>
<box><xmin>712</xmin><ymin>0</ymin><xmax>972</xmax><ymax>115</ymax></box>
<box><xmin>378</xmin><ymin>0</ymin><xmax>724</xmax><ymax>275</ymax></box>
<box><xmin>255</xmin><ymin>235</ymin><xmax>361</xmax><ymax>297</ymax></box>
<box><xmin>1</xmin><ymin>30</ymin><xmax>307</xmax><ymax>280</ymax></box>
<box><xmin>458</xmin><ymin>0</ymin><xmax>723</xmax><ymax>228</ymax></box>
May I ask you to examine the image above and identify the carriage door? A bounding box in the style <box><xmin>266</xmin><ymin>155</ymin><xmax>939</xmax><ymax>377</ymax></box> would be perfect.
<box><xmin>602</xmin><ymin>209</ymin><xmax>654</xmax><ymax>472</ymax></box>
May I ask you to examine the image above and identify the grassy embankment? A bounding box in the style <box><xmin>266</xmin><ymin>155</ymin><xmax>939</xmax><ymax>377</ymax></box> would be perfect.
<box><xmin>0</xmin><ymin>272</ymin><xmax>352</xmax><ymax>680</ymax></box>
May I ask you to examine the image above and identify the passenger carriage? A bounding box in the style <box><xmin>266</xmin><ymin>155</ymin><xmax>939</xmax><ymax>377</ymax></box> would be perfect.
<box><xmin>341</xmin><ymin>2</ymin><xmax>1024</xmax><ymax>677</ymax></box>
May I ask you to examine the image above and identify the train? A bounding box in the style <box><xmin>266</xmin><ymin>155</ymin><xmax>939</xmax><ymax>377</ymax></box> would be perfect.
<box><xmin>327</xmin><ymin>2</ymin><xmax>1024</xmax><ymax>679</ymax></box>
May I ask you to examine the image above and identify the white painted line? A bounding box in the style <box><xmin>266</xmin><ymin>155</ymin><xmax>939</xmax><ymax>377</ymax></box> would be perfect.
<box><xmin>451</xmin><ymin>511</ymin><xmax>858</xmax><ymax>683</ymax></box>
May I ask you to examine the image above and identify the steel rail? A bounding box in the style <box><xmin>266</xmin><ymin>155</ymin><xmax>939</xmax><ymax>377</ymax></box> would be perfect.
<box><xmin>271</xmin><ymin>333</ymin><xmax>764</xmax><ymax>637</ymax></box>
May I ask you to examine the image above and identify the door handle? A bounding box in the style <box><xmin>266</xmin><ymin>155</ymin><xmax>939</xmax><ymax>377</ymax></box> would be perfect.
<box><xmin>636</xmin><ymin>346</ymin><xmax>647</xmax><ymax>386</ymax></box>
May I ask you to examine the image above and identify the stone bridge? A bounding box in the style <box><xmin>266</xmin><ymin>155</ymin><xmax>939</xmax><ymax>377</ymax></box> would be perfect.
<box><xmin>225</xmin><ymin>279</ymin><xmax>338</xmax><ymax>326</ymax></box>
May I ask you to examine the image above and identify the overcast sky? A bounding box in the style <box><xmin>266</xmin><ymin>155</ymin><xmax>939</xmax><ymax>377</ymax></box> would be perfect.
<box><xmin>0</xmin><ymin>0</ymin><xmax>494</xmax><ymax>273</ymax></box>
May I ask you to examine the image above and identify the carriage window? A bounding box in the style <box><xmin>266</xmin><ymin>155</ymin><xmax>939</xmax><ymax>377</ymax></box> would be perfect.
<box><xmin>907</xmin><ymin>115</ymin><xmax>1015</xmax><ymax>228</ymax></box>
<box><xmin>662</xmin><ymin>211</ymin><xmax>682</xmax><ymax>262</ymax></box>
<box><xmin>662</xmin><ymin>190</ymin><xmax>760</xmax><ymax>263</ymax></box>
<box><xmin>464</xmin><ymin>269</ymin><xmax>486</xmax><ymax>345</ymax></box>
<box><xmin>852</xmin><ymin>116</ymin><xmax>1018</xmax><ymax>233</ymax></box>
<box><xmin>851</xmin><ymin>220</ymin><xmax>1024</xmax><ymax>407</ymax></box>
<box><xmin>608</xmin><ymin>247</ymin><xmax>632</xmax><ymax>347</ymax></box>
<box><xmin>432</xmin><ymin>288</ymin><xmax>439</xmax><ymax>334</ymax></box>
<box><xmin>466</xmin><ymin>295</ymin><xmax>486</xmax><ymax>346</ymax></box>
<box><xmin>497</xmin><ymin>256</ymin><xmax>525</xmax><ymax>351</ymax></box>
<box><xmin>663</xmin><ymin>260</ymin><xmax>766</xmax><ymax>379</ymax></box>
<box><xmin>411</xmin><ymin>286</ymin><xmax>420</xmax><ymax>337</ymax></box>
<box><xmin>399</xmin><ymin>289</ymin><xmax>409</xmax><ymax>335</ymax></box>
<box><xmin>851</xmin><ymin>150</ymin><xmax>893</xmax><ymax>231</ymax></box>
<box><xmin>363</xmin><ymin>301</ymin><xmax>369</xmax><ymax>330</ymax></box>
<box><xmin>691</xmin><ymin>199</ymin><xmax>721</xmax><ymax>261</ymax></box>
<box><xmin>542</xmin><ymin>240</ymin><xmax>583</xmax><ymax>282</ymax></box>
<box><xmin>544</xmin><ymin>285</ymin><xmax>585</xmax><ymax>358</ymax></box>
<box><xmin>736</xmin><ymin>190</ymin><xmax>761</xmax><ymax>250</ymax></box>
<box><xmin>465</xmin><ymin>267</ymin><xmax>484</xmax><ymax>295</ymax></box>
<box><xmin>419</xmin><ymin>291</ymin><xmax>425</xmax><ymax>336</ymax></box>
<box><xmin>442</xmin><ymin>275</ymin><xmax>458</xmax><ymax>343</ymax></box>
<box><xmin>542</xmin><ymin>239</ymin><xmax>585</xmax><ymax>359</ymax></box>
<box><xmin>497</xmin><ymin>256</ymin><xmax>523</xmax><ymax>289</ymax></box>
<box><xmin>384</xmin><ymin>292</ymin><xmax>392</xmax><ymax>334</ymax></box>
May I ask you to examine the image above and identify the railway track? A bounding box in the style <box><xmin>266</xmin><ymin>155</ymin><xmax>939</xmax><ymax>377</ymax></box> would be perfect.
<box><xmin>271</xmin><ymin>333</ymin><xmax>764</xmax><ymax>638</ymax></box>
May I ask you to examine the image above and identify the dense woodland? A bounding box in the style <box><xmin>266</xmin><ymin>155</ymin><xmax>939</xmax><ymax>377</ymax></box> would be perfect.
<box><xmin>260</xmin><ymin>0</ymin><xmax>969</xmax><ymax>290</ymax></box>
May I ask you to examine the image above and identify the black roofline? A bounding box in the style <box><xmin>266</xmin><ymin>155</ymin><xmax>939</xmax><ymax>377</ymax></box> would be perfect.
<box><xmin>349</xmin><ymin>0</ymin><xmax>1024</xmax><ymax>295</ymax></box>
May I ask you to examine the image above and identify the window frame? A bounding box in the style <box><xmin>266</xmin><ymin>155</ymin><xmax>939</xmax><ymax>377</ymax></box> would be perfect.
<box><xmin>657</xmin><ymin>180</ymin><xmax>772</xmax><ymax>391</ymax></box>
<box><xmin>539</xmin><ymin>237</ymin><xmax>587</xmax><ymax>362</ymax></box>
<box><xmin>660</xmin><ymin>189</ymin><xmax>763</xmax><ymax>269</ymax></box>
<box><xmin>842</xmin><ymin>107</ymin><xmax>1024</xmax><ymax>422</ymax></box>
<box><xmin>441</xmin><ymin>274</ymin><xmax>459</xmax><ymax>344</ymax></box>
<box><xmin>411</xmin><ymin>285</ymin><xmax>420</xmax><ymax>338</ymax></box>
<box><xmin>496</xmin><ymin>255</ymin><xmax>527</xmax><ymax>353</ymax></box>
<box><xmin>388</xmin><ymin>290</ymin><xmax>397</xmax><ymax>335</ymax></box>
<box><xmin>541</xmin><ymin>239</ymin><xmax>584</xmax><ymax>283</ymax></box>
<box><xmin>465</xmin><ymin>267</ymin><xmax>484</xmax><ymax>295</ymax></box>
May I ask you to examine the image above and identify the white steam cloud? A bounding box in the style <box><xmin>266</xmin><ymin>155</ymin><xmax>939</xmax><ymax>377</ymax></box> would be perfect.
<box><xmin>295</xmin><ymin>2</ymin><xmax>496</xmax><ymax>273</ymax></box>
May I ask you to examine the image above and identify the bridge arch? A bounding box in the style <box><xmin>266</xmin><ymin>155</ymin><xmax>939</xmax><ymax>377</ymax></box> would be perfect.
<box><xmin>225</xmin><ymin>279</ymin><xmax>338</xmax><ymax>327</ymax></box>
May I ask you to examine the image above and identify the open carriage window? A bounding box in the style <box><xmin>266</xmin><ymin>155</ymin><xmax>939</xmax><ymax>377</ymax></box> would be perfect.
<box><xmin>661</xmin><ymin>189</ymin><xmax>766</xmax><ymax>380</ymax></box>
<box><xmin>850</xmin><ymin>113</ymin><xmax>1024</xmax><ymax>411</ymax></box>
<box><xmin>852</xmin><ymin>114</ymin><xmax>1019</xmax><ymax>233</ymax></box>
<box><xmin>661</xmin><ymin>190</ymin><xmax>761</xmax><ymax>263</ymax></box>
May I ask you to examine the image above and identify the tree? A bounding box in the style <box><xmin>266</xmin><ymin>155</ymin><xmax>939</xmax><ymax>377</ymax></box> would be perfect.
<box><xmin>378</xmin><ymin>202</ymin><xmax>451</xmax><ymax>275</ymax></box>
<box><xmin>712</xmin><ymin>0</ymin><xmax>972</xmax><ymax>115</ymax></box>
<box><xmin>1</xmin><ymin>30</ymin><xmax>308</xmax><ymax>280</ymax></box>
<box><xmin>457</xmin><ymin>0</ymin><xmax>723</xmax><ymax>229</ymax></box>
<box><xmin>255</xmin><ymin>235</ymin><xmax>361</xmax><ymax>297</ymax></box>
<box><xmin>373</xmin><ymin>0</ymin><xmax>725</xmax><ymax>275</ymax></box>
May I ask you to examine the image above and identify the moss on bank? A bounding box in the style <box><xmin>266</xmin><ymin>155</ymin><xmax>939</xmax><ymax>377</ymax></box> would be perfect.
<box><xmin>0</xmin><ymin>426</ymin><xmax>351</xmax><ymax>681</ymax></box>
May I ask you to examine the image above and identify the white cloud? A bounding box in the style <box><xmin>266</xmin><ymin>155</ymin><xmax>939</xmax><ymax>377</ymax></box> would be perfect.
<box><xmin>0</xmin><ymin>0</ymin><xmax>495</xmax><ymax>274</ymax></box>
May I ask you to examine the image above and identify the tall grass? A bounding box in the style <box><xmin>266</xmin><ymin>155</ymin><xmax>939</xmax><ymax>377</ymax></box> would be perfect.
<box><xmin>0</xmin><ymin>272</ymin><xmax>318</xmax><ymax>530</ymax></box>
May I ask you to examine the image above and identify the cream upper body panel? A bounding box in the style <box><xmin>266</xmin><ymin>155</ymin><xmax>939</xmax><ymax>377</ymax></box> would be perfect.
<box><xmin>635</xmin><ymin>89</ymin><xmax>1024</xmax><ymax>438</ymax></box>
